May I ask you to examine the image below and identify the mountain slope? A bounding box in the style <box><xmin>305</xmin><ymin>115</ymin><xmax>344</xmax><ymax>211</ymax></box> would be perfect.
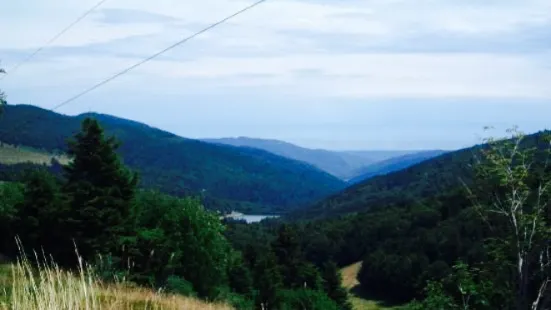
<box><xmin>202</xmin><ymin>137</ymin><xmax>418</xmax><ymax>180</ymax></box>
<box><xmin>349</xmin><ymin>150</ymin><xmax>447</xmax><ymax>183</ymax></box>
<box><xmin>292</xmin><ymin>131</ymin><xmax>550</xmax><ymax>220</ymax></box>
<box><xmin>0</xmin><ymin>104</ymin><xmax>346</xmax><ymax>213</ymax></box>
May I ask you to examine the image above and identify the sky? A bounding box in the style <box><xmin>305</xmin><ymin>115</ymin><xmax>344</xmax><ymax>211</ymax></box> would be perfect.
<box><xmin>1</xmin><ymin>0</ymin><xmax>550</xmax><ymax>150</ymax></box>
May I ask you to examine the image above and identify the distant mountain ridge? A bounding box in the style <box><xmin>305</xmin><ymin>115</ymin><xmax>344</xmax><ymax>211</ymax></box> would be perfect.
<box><xmin>0</xmin><ymin>104</ymin><xmax>346</xmax><ymax>214</ymax></box>
<box><xmin>348</xmin><ymin>150</ymin><xmax>447</xmax><ymax>183</ymax></box>
<box><xmin>202</xmin><ymin>137</ymin><xmax>435</xmax><ymax>180</ymax></box>
<box><xmin>291</xmin><ymin>131</ymin><xmax>551</xmax><ymax>220</ymax></box>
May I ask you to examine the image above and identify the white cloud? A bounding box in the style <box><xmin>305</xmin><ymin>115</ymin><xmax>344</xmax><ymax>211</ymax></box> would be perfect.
<box><xmin>3</xmin><ymin>0</ymin><xmax>551</xmax><ymax>49</ymax></box>
<box><xmin>127</xmin><ymin>53</ymin><xmax>551</xmax><ymax>99</ymax></box>
<box><xmin>5</xmin><ymin>51</ymin><xmax>550</xmax><ymax>103</ymax></box>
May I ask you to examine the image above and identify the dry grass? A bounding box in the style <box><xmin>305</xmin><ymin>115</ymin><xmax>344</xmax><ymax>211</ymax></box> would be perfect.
<box><xmin>0</xmin><ymin>144</ymin><xmax>70</xmax><ymax>165</ymax></box>
<box><xmin>341</xmin><ymin>262</ymin><xmax>400</xmax><ymax>310</ymax></box>
<box><xmin>0</xmin><ymin>253</ymin><xmax>232</xmax><ymax>310</ymax></box>
<box><xmin>341</xmin><ymin>262</ymin><xmax>362</xmax><ymax>290</ymax></box>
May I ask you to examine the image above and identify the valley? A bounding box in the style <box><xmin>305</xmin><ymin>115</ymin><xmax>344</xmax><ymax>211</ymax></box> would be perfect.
<box><xmin>0</xmin><ymin>105</ymin><xmax>550</xmax><ymax>310</ymax></box>
<box><xmin>0</xmin><ymin>104</ymin><xmax>447</xmax><ymax>216</ymax></box>
<box><xmin>1</xmin><ymin>2</ymin><xmax>550</xmax><ymax>309</ymax></box>
<box><xmin>203</xmin><ymin>136</ymin><xmax>445</xmax><ymax>182</ymax></box>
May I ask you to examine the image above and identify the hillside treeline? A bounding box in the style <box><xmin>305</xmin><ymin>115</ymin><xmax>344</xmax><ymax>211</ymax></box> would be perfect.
<box><xmin>0</xmin><ymin>104</ymin><xmax>346</xmax><ymax>214</ymax></box>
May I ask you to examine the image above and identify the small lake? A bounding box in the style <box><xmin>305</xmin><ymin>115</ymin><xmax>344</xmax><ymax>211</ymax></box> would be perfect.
<box><xmin>241</xmin><ymin>215</ymin><xmax>279</xmax><ymax>223</ymax></box>
<box><xmin>224</xmin><ymin>213</ymin><xmax>280</xmax><ymax>223</ymax></box>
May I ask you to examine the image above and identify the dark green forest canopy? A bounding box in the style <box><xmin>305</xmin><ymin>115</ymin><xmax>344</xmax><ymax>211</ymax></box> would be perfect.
<box><xmin>0</xmin><ymin>104</ymin><xmax>346</xmax><ymax>213</ymax></box>
<box><xmin>291</xmin><ymin>130</ymin><xmax>551</xmax><ymax>220</ymax></box>
<box><xmin>222</xmin><ymin>130</ymin><xmax>551</xmax><ymax>307</ymax></box>
<box><xmin>348</xmin><ymin>149</ymin><xmax>447</xmax><ymax>184</ymax></box>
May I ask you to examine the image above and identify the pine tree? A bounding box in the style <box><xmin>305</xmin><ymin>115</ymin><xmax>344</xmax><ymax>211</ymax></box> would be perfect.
<box><xmin>254</xmin><ymin>250</ymin><xmax>283</xmax><ymax>309</ymax></box>
<box><xmin>63</xmin><ymin>118</ymin><xmax>138</xmax><ymax>260</ymax></box>
<box><xmin>272</xmin><ymin>224</ymin><xmax>304</xmax><ymax>288</ymax></box>
<box><xmin>296</xmin><ymin>262</ymin><xmax>323</xmax><ymax>290</ymax></box>
<box><xmin>322</xmin><ymin>261</ymin><xmax>353</xmax><ymax>310</ymax></box>
<box><xmin>228</xmin><ymin>251</ymin><xmax>254</xmax><ymax>297</ymax></box>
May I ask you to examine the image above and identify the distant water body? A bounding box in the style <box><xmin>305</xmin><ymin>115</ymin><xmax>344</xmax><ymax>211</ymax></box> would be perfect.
<box><xmin>240</xmin><ymin>215</ymin><xmax>279</xmax><ymax>223</ymax></box>
<box><xmin>223</xmin><ymin>212</ymin><xmax>280</xmax><ymax>223</ymax></box>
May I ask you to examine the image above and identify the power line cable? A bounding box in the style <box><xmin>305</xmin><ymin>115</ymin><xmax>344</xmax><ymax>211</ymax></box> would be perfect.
<box><xmin>51</xmin><ymin>0</ymin><xmax>268</xmax><ymax>112</ymax></box>
<box><xmin>3</xmin><ymin>0</ymin><xmax>268</xmax><ymax>136</ymax></box>
<box><xmin>0</xmin><ymin>0</ymin><xmax>110</xmax><ymax>81</ymax></box>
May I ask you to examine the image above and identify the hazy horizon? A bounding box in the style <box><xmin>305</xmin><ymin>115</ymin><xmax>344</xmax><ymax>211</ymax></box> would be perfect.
<box><xmin>2</xmin><ymin>0</ymin><xmax>550</xmax><ymax>150</ymax></box>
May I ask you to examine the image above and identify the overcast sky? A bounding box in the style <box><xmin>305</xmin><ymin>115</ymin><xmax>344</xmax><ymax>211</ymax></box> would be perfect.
<box><xmin>1</xmin><ymin>0</ymin><xmax>550</xmax><ymax>150</ymax></box>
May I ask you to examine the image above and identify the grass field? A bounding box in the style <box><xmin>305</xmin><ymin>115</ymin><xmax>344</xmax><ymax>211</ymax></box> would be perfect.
<box><xmin>0</xmin><ymin>257</ymin><xmax>232</xmax><ymax>310</ymax></box>
<box><xmin>341</xmin><ymin>262</ymin><xmax>401</xmax><ymax>310</ymax></box>
<box><xmin>0</xmin><ymin>143</ymin><xmax>70</xmax><ymax>165</ymax></box>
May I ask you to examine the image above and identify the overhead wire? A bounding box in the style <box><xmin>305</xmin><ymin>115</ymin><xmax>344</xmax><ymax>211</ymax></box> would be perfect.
<box><xmin>3</xmin><ymin>0</ymin><xmax>268</xmax><ymax>135</ymax></box>
<box><xmin>0</xmin><ymin>0</ymin><xmax>110</xmax><ymax>81</ymax></box>
<box><xmin>51</xmin><ymin>0</ymin><xmax>268</xmax><ymax>112</ymax></box>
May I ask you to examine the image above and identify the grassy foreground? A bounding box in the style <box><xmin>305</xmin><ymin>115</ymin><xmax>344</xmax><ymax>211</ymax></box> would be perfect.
<box><xmin>0</xmin><ymin>256</ymin><xmax>232</xmax><ymax>310</ymax></box>
<box><xmin>341</xmin><ymin>262</ymin><xmax>400</xmax><ymax>310</ymax></box>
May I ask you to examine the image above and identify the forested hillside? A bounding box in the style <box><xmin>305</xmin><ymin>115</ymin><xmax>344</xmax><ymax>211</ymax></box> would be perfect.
<box><xmin>0</xmin><ymin>104</ymin><xmax>346</xmax><ymax>213</ymax></box>
<box><xmin>294</xmin><ymin>131</ymin><xmax>550</xmax><ymax>219</ymax></box>
<box><xmin>226</xmin><ymin>129</ymin><xmax>551</xmax><ymax>309</ymax></box>
<box><xmin>349</xmin><ymin>150</ymin><xmax>447</xmax><ymax>184</ymax></box>
<box><xmin>1</xmin><ymin>101</ymin><xmax>549</xmax><ymax>309</ymax></box>
<box><xmin>204</xmin><ymin>137</ymin><xmax>416</xmax><ymax>180</ymax></box>
<box><xmin>0</xmin><ymin>117</ymin><xmax>354</xmax><ymax>309</ymax></box>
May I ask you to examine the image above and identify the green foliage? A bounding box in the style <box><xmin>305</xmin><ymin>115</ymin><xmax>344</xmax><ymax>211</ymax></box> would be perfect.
<box><xmin>165</xmin><ymin>276</ymin><xmax>196</xmax><ymax>297</ymax></box>
<box><xmin>405</xmin><ymin>282</ymin><xmax>457</xmax><ymax>310</ymax></box>
<box><xmin>13</xmin><ymin>170</ymin><xmax>67</xmax><ymax>258</ymax></box>
<box><xmin>277</xmin><ymin>289</ymin><xmax>340</xmax><ymax>310</ymax></box>
<box><xmin>272</xmin><ymin>224</ymin><xmax>305</xmax><ymax>288</ymax></box>
<box><xmin>127</xmin><ymin>191</ymin><xmax>232</xmax><ymax>299</ymax></box>
<box><xmin>218</xmin><ymin>291</ymin><xmax>255</xmax><ymax>310</ymax></box>
<box><xmin>253</xmin><ymin>250</ymin><xmax>283</xmax><ymax>308</ymax></box>
<box><xmin>227</xmin><ymin>252</ymin><xmax>254</xmax><ymax>297</ymax></box>
<box><xmin>407</xmin><ymin>262</ymin><xmax>499</xmax><ymax>310</ymax></box>
<box><xmin>409</xmin><ymin>129</ymin><xmax>551</xmax><ymax>310</ymax></box>
<box><xmin>0</xmin><ymin>182</ymin><xmax>24</xmax><ymax>252</ymax></box>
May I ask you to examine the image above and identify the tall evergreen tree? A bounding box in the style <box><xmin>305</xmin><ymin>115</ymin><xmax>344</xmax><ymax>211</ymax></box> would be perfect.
<box><xmin>272</xmin><ymin>224</ymin><xmax>304</xmax><ymax>288</ymax></box>
<box><xmin>63</xmin><ymin>118</ymin><xmax>138</xmax><ymax>260</ymax></box>
<box><xmin>254</xmin><ymin>250</ymin><xmax>283</xmax><ymax>310</ymax></box>
<box><xmin>228</xmin><ymin>251</ymin><xmax>254</xmax><ymax>297</ymax></box>
<box><xmin>322</xmin><ymin>261</ymin><xmax>353</xmax><ymax>310</ymax></box>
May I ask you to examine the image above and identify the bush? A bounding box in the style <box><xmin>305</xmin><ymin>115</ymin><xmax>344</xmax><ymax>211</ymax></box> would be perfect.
<box><xmin>277</xmin><ymin>289</ymin><xmax>339</xmax><ymax>310</ymax></box>
<box><xmin>165</xmin><ymin>276</ymin><xmax>196</xmax><ymax>297</ymax></box>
